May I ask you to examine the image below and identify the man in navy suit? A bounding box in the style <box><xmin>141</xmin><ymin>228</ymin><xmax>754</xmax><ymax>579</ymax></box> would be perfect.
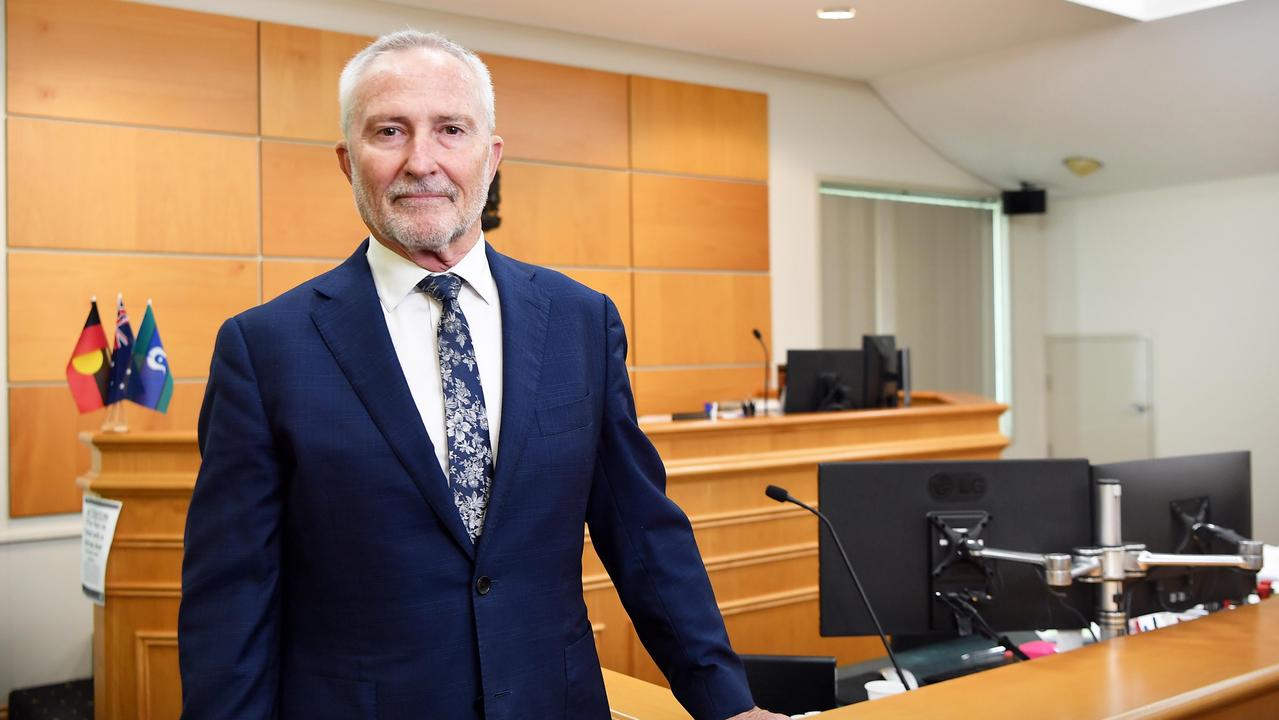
<box><xmin>179</xmin><ymin>29</ymin><xmax>784</xmax><ymax>720</ymax></box>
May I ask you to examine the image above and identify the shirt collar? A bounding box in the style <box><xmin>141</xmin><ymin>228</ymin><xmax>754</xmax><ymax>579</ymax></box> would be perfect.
<box><xmin>366</xmin><ymin>234</ymin><xmax>497</xmax><ymax>311</ymax></box>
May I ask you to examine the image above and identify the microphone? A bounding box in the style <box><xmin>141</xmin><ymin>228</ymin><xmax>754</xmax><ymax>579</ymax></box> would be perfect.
<box><xmin>751</xmin><ymin>328</ymin><xmax>770</xmax><ymax>417</ymax></box>
<box><xmin>764</xmin><ymin>484</ymin><xmax>911</xmax><ymax>691</ymax></box>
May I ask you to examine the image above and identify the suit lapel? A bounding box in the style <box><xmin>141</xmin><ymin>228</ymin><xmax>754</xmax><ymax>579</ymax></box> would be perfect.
<box><xmin>479</xmin><ymin>245</ymin><xmax>550</xmax><ymax>555</ymax></box>
<box><xmin>310</xmin><ymin>242</ymin><xmax>476</xmax><ymax>560</ymax></box>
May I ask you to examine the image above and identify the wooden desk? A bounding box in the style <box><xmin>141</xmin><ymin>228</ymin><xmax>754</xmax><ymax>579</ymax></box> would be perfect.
<box><xmin>603</xmin><ymin>669</ymin><xmax>694</xmax><ymax>719</ymax></box>
<box><xmin>833</xmin><ymin>599</ymin><xmax>1279</xmax><ymax>719</ymax></box>
<box><xmin>603</xmin><ymin>600</ymin><xmax>1279</xmax><ymax>719</ymax></box>
<box><xmin>79</xmin><ymin>390</ymin><xmax>1007</xmax><ymax>717</ymax></box>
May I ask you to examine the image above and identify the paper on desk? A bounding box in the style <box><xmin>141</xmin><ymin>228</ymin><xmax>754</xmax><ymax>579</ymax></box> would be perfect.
<box><xmin>82</xmin><ymin>496</ymin><xmax>123</xmax><ymax>605</ymax></box>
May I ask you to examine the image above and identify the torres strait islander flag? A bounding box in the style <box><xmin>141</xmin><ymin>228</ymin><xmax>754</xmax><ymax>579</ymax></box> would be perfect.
<box><xmin>105</xmin><ymin>294</ymin><xmax>135</xmax><ymax>405</ymax></box>
<box><xmin>128</xmin><ymin>301</ymin><xmax>173</xmax><ymax>413</ymax></box>
<box><xmin>66</xmin><ymin>299</ymin><xmax>111</xmax><ymax>413</ymax></box>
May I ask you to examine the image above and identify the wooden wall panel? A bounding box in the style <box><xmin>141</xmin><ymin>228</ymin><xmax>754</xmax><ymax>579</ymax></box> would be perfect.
<box><xmin>633</xmin><ymin>367</ymin><xmax>763</xmax><ymax>416</ymax></box>
<box><xmin>260</xmin><ymin>23</ymin><xmax>371</xmax><ymax>142</ymax></box>
<box><xmin>6</xmin><ymin>0</ymin><xmax>258</xmax><ymax>134</ymax></box>
<box><xmin>263</xmin><ymin>260</ymin><xmax>341</xmax><ymax>301</ymax></box>
<box><xmin>630</xmin><ymin>76</ymin><xmax>768</xmax><ymax>181</ymax></box>
<box><xmin>633</xmin><ymin>273</ymin><xmax>770</xmax><ymax>366</ymax></box>
<box><xmin>8</xmin><ymin>253</ymin><xmax>258</xmax><ymax>383</ymax></box>
<box><xmin>7</xmin><ymin>118</ymin><xmax>259</xmax><ymax>255</ymax></box>
<box><xmin>262</xmin><ymin>141</ymin><xmax>367</xmax><ymax>258</ymax></box>
<box><xmin>8</xmin><ymin>383</ymin><xmax>205</xmax><ymax>516</ymax></box>
<box><xmin>487</xmin><ymin>162</ymin><xmax>630</xmax><ymax>267</ymax></box>
<box><xmin>632</xmin><ymin>174</ymin><xmax>768</xmax><ymax>271</ymax></box>
<box><xmin>482</xmin><ymin>54</ymin><xmax>629</xmax><ymax>168</ymax></box>
<box><xmin>556</xmin><ymin>269</ymin><xmax>632</xmax><ymax>337</ymax></box>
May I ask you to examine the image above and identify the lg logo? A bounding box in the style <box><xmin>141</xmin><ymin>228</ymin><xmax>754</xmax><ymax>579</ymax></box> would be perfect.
<box><xmin>928</xmin><ymin>472</ymin><xmax>987</xmax><ymax>501</ymax></box>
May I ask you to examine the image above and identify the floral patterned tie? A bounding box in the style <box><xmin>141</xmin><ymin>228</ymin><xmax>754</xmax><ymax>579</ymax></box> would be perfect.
<box><xmin>418</xmin><ymin>273</ymin><xmax>493</xmax><ymax>543</ymax></box>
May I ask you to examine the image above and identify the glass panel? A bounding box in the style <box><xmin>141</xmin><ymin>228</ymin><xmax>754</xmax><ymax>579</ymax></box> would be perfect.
<box><xmin>818</xmin><ymin>190</ymin><xmax>1000</xmax><ymax>400</ymax></box>
<box><xmin>818</xmin><ymin>194</ymin><xmax>876</xmax><ymax>347</ymax></box>
<box><xmin>888</xmin><ymin>201</ymin><xmax>995</xmax><ymax>398</ymax></box>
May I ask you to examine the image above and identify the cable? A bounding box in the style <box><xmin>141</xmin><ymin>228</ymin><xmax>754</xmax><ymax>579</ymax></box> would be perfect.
<box><xmin>1041</xmin><ymin>580</ymin><xmax>1098</xmax><ymax>645</ymax></box>
<box><xmin>936</xmin><ymin>593</ymin><xmax>1031</xmax><ymax>661</ymax></box>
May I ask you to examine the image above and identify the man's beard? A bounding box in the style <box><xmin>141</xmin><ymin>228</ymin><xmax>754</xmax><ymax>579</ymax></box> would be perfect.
<box><xmin>351</xmin><ymin>156</ymin><xmax>491</xmax><ymax>254</ymax></box>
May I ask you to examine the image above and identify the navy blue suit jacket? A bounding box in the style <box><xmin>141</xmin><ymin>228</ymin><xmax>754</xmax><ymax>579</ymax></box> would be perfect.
<box><xmin>179</xmin><ymin>241</ymin><xmax>754</xmax><ymax>720</ymax></box>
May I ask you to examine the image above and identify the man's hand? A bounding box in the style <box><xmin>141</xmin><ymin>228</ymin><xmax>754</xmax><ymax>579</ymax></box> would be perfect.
<box><xmin>727</xmin><ymin>707</ymin><xmax>789</xmax><ymax>720</ymax></box>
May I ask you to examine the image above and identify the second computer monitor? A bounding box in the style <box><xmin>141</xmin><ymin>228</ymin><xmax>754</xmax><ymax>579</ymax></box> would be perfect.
<box><xmin>862</xmin><ymin>335</ymin><xmax>899</xmax><ymax>409</ymax></box>
<box><xmin>1092</xmin><ymin>451</ymin><xmax>1254</xmax><ymax>613</ymax></box>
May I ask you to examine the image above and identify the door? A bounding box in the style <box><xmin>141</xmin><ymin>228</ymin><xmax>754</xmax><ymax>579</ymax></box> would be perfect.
<box><xmin>1046</xmin><ymin>335</ymin><xmax>1153</xmax><ymax>463</ymax></box>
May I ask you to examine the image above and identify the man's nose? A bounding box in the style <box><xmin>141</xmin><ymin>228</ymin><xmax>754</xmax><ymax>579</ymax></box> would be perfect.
<box><xmin>403</xmin><ymin>135</ymin><xmax>440</xmax><ymax>177</ymax></box>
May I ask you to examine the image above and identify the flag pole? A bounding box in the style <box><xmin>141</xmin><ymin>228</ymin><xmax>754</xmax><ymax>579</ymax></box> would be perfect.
<box><xmin>100</xmin><ymin>292</ymin><xmax>129</xmax><ymax>432</ymax></box>
<box><xmin>101</xmin><ymin>399</ymin><xmax>129</xmax><ymax>433</ymax></box>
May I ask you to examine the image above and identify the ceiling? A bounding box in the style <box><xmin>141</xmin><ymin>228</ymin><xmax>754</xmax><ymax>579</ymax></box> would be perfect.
<box><xmin>379</xmin><ymin>0</ymin><xmax>1279</xmax><ymax>196</ymax></box>
<box><xmin>872</xmin><ymin>0</ymin><xmax>1279</xmax><ymax>195</ymax></box>
<box><xmin>383</xmin><ymin>0</ymin><xmax>1127</xmax><ymax>81</ymax></box>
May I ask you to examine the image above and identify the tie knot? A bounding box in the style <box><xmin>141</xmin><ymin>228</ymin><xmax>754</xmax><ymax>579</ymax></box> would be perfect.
<box><xmin>419</xmin><ymin>273</ymin><xmax>463</xmax><ymax>302</ymax></box>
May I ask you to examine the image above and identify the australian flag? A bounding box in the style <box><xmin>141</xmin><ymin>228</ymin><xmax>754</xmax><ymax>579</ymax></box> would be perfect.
<box><xmin>128</xmin><ymin>301</ymin><xmax>173</xmax><ymax>413</ymax></box>
<box><xmin>105</xmin><ymin>294</ymin><xmax>134</xmax><ymax>405</ymax></box>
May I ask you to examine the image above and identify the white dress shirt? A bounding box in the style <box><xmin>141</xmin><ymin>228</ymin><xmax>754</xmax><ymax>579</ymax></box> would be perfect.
<box><xmin>366</xmin><ymin>235</ymin><xmax>504</xmax><ymax>477</ymax></box>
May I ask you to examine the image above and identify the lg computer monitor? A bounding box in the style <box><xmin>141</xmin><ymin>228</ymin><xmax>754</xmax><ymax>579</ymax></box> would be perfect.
<box><xmin>1092</xmin><ymin>451</ymin><xmax>1255</xmax><ymax>615</ymax></box>
<box><xmin>818</xmin><ymin>460</ymin><xmax>1095</xmax><ymax>639</ymax></box>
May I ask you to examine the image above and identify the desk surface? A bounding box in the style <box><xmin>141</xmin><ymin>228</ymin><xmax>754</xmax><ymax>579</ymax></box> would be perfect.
<box><xmin>836</xmin><ymin>598</ymin><xmax>1279</xmax><ymax>719</ymax></box>
<box><xmin>603</xmin><ymin>599</ymin><xmax>1279</xmax><ymax>719</ymax></box>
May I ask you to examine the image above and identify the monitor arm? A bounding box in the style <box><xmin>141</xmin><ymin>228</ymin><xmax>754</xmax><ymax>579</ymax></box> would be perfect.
<box><xmin>963</xmin><ymin>542</ymin><xmax>1092</xmax><ymax>587</ymax></box>
<box><xmin>949</xmin><ymin>480</ymin><xmax>1263</xmax><ymax>641</ymax></box>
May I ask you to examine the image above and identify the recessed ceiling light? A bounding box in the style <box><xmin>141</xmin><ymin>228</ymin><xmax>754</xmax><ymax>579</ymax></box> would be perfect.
<box><xmin>817</xmin><ymin>8</ymin><xmax>856</xmax><ymax>20</ymax></box>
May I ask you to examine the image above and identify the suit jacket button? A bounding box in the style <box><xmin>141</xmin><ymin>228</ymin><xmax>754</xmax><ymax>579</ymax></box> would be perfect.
<box><xmin>475</xmin><ymin>576</ymin><xmax>492</xmax><ymax>595</ymax></box>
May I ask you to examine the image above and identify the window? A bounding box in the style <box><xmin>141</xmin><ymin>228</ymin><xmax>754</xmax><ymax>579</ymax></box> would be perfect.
<box><xmin>818</xmin><ymin>184</ymin><xmax>1011</xmax><ymax>432</ymax></box>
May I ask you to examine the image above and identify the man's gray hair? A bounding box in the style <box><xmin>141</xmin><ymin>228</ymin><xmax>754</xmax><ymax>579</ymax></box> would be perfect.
<box><xmin>338</xmin><ymin>30</ymin><xmax>496</xmax><ymax>137</ymax></box>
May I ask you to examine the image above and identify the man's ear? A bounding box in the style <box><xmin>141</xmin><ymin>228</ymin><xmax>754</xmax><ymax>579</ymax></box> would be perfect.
<box><xmin>336</xmin><ymin>141</ymin><xmax>353</xmax><ymax>185</ymax></box>
<box><xmin>487</xmin><ymin>135</ymin><xmax>504</xmax><ymax>184</ymax></box>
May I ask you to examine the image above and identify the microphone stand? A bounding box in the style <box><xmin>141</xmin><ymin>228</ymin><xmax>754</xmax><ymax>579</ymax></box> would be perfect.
<box><xmin>751</xmin><ymin>328</ymin><xmax>770</xmax><ymax>416</ymax></box>
<box><xmin>765</xmin><ymin>485</ymin><xmax>912</xmax><ymax>691</ymax></box>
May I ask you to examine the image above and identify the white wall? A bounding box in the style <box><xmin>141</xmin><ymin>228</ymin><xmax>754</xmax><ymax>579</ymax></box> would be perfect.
<box><xmin>1010</xmin><ymin>172</ymin><xmax>1279</xmax><ymax>542</ymax></box>
<box><xmin>0</xmin><ymin>0</ymin><xmax>987</xmax><ymax>700</ymax></box>
<box><xmin>1005</xmin><ymin>214</ymin><xmax>1050</xmax><ymax>461</ymax></box>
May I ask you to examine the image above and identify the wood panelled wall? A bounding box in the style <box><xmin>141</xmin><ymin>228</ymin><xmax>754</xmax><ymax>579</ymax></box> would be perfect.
<box><xmin>7</xmin><ymin>0</ymin><xmax>771</xmax><ymax>516</ymax></box>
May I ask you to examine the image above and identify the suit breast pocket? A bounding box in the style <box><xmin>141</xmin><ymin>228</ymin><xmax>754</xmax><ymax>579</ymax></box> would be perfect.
<box><xmin>537</xmin><ymin>390</ymin><xmax>593</xmax><ymax>437</ymax></box>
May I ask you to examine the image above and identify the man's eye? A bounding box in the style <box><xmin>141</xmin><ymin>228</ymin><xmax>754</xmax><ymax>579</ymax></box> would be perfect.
<box><xmin>376</xmin><ymin>127</ymin><xmax>401</xmax><ymax>137</ymax></box>
<box><xmin>443</xmin><ymin>126</ymin><xmax>463</xmax><ymax>136</ymax></box>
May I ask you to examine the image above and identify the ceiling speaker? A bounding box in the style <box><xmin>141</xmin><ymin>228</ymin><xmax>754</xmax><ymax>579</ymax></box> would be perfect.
<box><xmin>1002</xmin><ymin>187</ymin><xmax>1046</xmax><ymax>215</ymax></box>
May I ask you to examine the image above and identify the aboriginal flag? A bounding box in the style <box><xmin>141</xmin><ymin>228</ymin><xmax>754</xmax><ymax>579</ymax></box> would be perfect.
<box><xmin>66</xmin><ymin>300</ymin><xmax>111</xmax><ymax>413</ymax></box>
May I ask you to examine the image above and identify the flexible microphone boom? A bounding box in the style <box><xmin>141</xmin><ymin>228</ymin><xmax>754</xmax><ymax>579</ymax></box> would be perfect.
<box><xmin>764</xmin><ymin>484</ymin><xmax>912</xmax><ymax>691</ymax></box>
<box><xmin>751</xmin><ymin>328</ymin><xmax>770</xmax><ymax>416</ymax></box>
